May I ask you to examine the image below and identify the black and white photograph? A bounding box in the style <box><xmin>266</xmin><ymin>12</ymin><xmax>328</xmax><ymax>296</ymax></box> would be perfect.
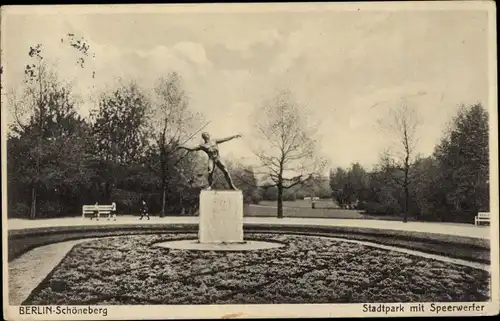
<box><xmin>1</xmin><ymin>2</ymin><xmax>498</xmax><ymax>319</ymax></box>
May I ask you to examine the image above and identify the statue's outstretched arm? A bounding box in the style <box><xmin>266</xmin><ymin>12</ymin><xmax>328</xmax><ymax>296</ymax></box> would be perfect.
<box><xmin>216</xmin><ymin>134</ymin><xmax>242</xmax><ymax>144</ymax></box>
<box><xmin>178</xmin><ymin>145</ymin><xmax>201</xmax><ymax>152</ymax></box>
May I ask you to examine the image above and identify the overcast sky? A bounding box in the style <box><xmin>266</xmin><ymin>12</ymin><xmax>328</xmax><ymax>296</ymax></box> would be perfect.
<box><xmin>1</xmin><ymin>4</ymin><xmax>493</xmax><ymax>171</ymax></box>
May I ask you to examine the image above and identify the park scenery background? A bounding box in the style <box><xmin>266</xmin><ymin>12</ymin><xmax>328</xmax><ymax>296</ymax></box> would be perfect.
<box><xmin>2</xmin><ymin>9</ymin><xmax>490</xmax><ymax>223</ymax></box>
<box><xmin>2</xmin><ymin>68</ymin><xmax>490</xmax><ymax>224</ymax></box>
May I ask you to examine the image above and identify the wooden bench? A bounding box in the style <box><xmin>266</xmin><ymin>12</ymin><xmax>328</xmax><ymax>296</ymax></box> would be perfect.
<box><xmin>82</xmin><ymin>204</ymin><xmax>116</xmax><ymax>220</ymax></box>
<box><xmin>475</xmin><ymin>212</ymin><xmax>490</xmax><ymax>226</ymax></box>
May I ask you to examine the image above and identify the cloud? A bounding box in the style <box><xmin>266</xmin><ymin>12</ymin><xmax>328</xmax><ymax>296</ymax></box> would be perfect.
<box><xmin>173</xmin><ymin>41</ymin><xmax>211</xmax><ymax>67</ymax></box>
<box><xmin>204</xmin><ymin>28</ymin><xmax>285</xmax><ymax>73</ymax></box>
<box><xmin>2</xmin><ymin>9</ymin><xmax>490</xmax><ymax>170</ymax></box>
<box><xmin>224</xmin><ymin>28</ymin><xmax>282</xmax><ymax>53</ymax></box>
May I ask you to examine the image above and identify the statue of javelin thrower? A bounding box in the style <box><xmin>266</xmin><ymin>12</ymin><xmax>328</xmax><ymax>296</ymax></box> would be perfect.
<box><xmin>178</xmin><ymin>132</ymin><xmax>242</xmax><ymax>190</ymax></box>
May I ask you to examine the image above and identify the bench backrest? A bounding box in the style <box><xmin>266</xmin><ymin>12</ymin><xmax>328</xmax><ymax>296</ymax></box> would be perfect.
<box><xmin>82</xmin><ymin>204</ymin><xmax>115</xmax><ymax>212</ymax></box>
<box><xmin>478</xmin><ymin>212</ymin><xmax>490</xmax><ymax>218</ymax></box>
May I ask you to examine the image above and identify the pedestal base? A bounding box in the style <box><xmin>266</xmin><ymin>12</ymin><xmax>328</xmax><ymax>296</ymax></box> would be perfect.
<box><xmin>198</xmin><ymin>190</ymin><xmax>244</xmax><ymax>244</ymax></box>
<box><xmin>154</xmin><ymin>239</ymin><xmax>284</xmax><ymax>251</ymax></box>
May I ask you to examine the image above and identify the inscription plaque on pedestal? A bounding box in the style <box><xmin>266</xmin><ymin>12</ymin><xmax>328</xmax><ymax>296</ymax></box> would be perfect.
<box><xmin>199</xmin><ymin>190</ymin><xmax>244</xmax><ymax>244</ymax></box>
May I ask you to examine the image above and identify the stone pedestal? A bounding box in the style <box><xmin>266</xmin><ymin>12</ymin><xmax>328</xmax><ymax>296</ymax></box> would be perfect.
<box><xmin>198</xmin><ymin>190</ymin><xmax>244</xmax><ymax>244</ymax></box>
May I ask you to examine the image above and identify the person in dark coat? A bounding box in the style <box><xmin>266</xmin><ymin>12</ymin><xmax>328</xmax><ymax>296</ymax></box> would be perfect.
<box><xmin>139</xmin><ymin>200</ymin><xmax>150</xmax><ymax>220</ymax></box>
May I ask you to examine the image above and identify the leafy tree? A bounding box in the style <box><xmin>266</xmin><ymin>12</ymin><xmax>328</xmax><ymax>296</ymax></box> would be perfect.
<box><xmin>301</xmin><ymin>175</ymin><xmax>331</xmax><ymax>199</ymax></box>
<box><xmin>7</xmin><ymin>36</ymin><xmax>95</xmax><ymax>219</ymax></box>
<box><xmin>8</xmin><ymin>74</ymin><xmax>89</xmax><ymax>217</ymax></box>
<box><xmin>90</xmin><ymin>82</ymin><xmax>150</xmax><ymax>202</ymax></box>
<box><xmin>410</xmin><ymin>156</ymin><xmax>443</xmax><ymax>220</ymax></box>
<box><xmin>329</xmin><ymin>163</ymin><xmax>368</xmax><ymax>208</ymax></box>
<box><xmin>260</xmin><ymin>186</ymin><xmax>279</xmax><ymax>201</ymax></box>
<box><xmin>330</xmin><ymin>167</ymin><xmax>348</xmax><ymax>207</ymax></box>
<box><xmin>9</xmin><ymin>44</ymin><xmax>81</xmax><ymax>218</ymax></box>
<box><xmin>433</xmin><ymin>103</ymin><xmax>489</xmax><ymax>222</ymax></box>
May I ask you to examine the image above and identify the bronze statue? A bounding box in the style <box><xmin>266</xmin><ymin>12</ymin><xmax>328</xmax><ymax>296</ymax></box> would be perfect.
<box><xmin>178</xmin><ymin>132</ymin><xmax>242</xmax><ymax>190</ymax></box>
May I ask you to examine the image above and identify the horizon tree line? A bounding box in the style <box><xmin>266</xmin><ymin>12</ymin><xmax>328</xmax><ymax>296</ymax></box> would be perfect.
<box><xmin>329</xmin><ymin>102</ymin><xmax>489</xmax><ymax>223</ymax></box>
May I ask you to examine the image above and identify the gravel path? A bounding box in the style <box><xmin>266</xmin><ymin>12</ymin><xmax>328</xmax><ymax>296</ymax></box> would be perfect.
<box><xmin>8</xmin><ymin>238</ymin><xmax>98</xmax><ymax>305</ymax></box>
<box><xmin>7</xmin><ymin>216</ymin><xmax>490</xmax><ymax>239</ymax></box>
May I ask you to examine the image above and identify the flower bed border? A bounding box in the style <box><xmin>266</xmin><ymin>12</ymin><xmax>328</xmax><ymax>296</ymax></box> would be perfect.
<box><xmin>8</xmin><ymin>222</ymin><xmax>490</xmax><ymax>264</ymax></box>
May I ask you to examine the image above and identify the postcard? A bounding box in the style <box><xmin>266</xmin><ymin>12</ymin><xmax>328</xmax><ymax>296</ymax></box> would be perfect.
<box><xmin>2</xmin><ymin>1</ymin><xmax>498</xmax><ymax>319</ymax></box>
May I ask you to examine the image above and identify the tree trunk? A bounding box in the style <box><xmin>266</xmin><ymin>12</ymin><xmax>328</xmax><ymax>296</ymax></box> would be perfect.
<box><xmin>30</xmin><ymin>186</ymin><xmax>36</xmax><ymax>220</ymax></box>
<box><xmin>105</xmin><ymin>182</ymin><xmax>111</xmax><ymax>203</ymax></box>
<box><xmin>403</xmin><ymin>167</ymin><xmax>409</xmax><ymax>222</ymax></box>
<box><xmin>161</xmin><ymin>181</ymin><xmax>167</xmax><ymax>218</ymax></box>
<box><xmin>160</xmin><ymin>155</ymin><xmax>168</xmax><ymax>218</ymax></box>
<box><xmin>403</xmin><ymin>185</ymin><xmax>409</xmax><ymax>223</ymax></box>
<box><xmin>277</xmin><ymin>184</ymin><xmax>284</xmax><ymax>219</ymax></box>
<box><xmin>32</xmin><ymin>137</ymin><xmax>41</xmax><ymax>220</ymax></box>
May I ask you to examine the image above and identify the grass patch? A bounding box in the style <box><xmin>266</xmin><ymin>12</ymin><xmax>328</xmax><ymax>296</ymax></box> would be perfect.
<box><xmin>258</xmin><ymin>200</ymin><xmax>339</xmax><ymax>209</ymax></box>
<box><xmin>245</xmin><ymin>203</ymin><xmax>418</xmax><ymax>221</ymax></box>
<box><xmin>24</xmin><ymin>233</ymin><xmax>490</xmax><ymax>305</ymax></box>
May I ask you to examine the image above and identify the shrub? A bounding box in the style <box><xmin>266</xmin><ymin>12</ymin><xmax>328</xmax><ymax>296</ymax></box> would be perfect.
<box><xmin>249</xmin><ymin>192</ymin><xmax>262</xmax><ymax>205</ymax></box>
<box><xmin>363</xmin><ymin>202</ymin><xmax>401</xmax><ymax>215</ymax></box>
<box><xmin>9</xmin><ymin>202</ymin><xmax>30</xmax><ymax>218</ymax></box>
<box><xmin>38</xmin><ymin>200</ymin><xmax>66</xmax><ymax>218</ymax></box>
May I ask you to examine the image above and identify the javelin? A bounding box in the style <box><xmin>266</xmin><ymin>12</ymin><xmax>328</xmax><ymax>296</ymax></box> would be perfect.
<box><xmin>172</xmin><ymin>120</ymin><xmax>211</xmax><ymax>167</ymax></box>
<box><xmin>178</xmin><ymin>120</ymin><xmax>211</xmax><ymax>147</ymax></box>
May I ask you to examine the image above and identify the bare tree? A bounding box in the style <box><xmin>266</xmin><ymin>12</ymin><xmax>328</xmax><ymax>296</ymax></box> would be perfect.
<box><xmin>379</xmin><ymin>104</ymin><xmax>421</xmax><ymax>222</ymax></box>
<box><xmin>148</xmin><ymin>72</ymin><xmax>205</xmax><ymax>217</ymax></box>
<box><xmin>252</xmin><ymin>90</ymin><xmax>326</xmax><ymax>218</ymax></box>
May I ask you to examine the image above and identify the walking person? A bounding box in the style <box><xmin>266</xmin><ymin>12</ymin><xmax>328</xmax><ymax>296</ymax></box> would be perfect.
<box><xmin>139</xmin><ymin>199</ymin><xmax>150</xmax><ymax>220</ymax></box>
<box><xmin>108</xmin><ymin>201</ymin><xmax>117</xmax><ymax>221</ymax></box>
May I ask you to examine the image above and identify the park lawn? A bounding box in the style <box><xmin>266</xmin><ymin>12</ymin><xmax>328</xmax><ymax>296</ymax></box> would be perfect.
<box><xmin>244</xmin><ymin>205</ymin><xmax>366</xmax><ymax>219</ymax></box>
<box><xmin>244</xmin><ymin>204</ymin><xmax>412</xmax><ymax>221</ymax></box>
<box><xmin>25</xmin><ymin>233</ymin><xmax>490</xmax><ymax>305</ymax></box>
<box><xmin>258</xmin><ymin>199</ymin><xmax>339</xmax><ymax>209</ymax></box>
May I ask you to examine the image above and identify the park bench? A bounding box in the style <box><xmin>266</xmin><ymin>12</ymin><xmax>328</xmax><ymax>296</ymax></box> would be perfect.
<box><xmin>474</xmin><ymin>212</ymin><xmax>490</xmax><ymax>226</ymax></box>
<box><xmin>82</xmin><ymin>203</ymin><xmax>116</xmax><ymax>220</ymax></box>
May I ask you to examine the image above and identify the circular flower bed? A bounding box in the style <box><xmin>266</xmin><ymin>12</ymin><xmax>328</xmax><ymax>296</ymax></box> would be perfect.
<box><xmin>25</xmin><ymin>233</ymin><xmax>490</xmax><ymax>305</ymax></box>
